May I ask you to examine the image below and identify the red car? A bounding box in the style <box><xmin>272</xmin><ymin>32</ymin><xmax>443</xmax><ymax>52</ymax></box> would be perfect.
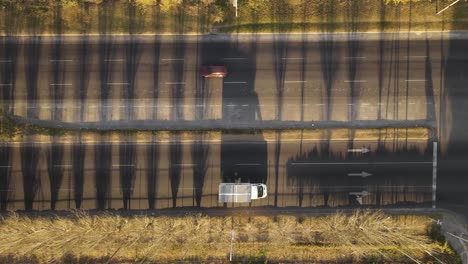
<box><xmin>201</xmin><ymin>65</ymin><xmax>228</xmax><ymax>78</ymax></box>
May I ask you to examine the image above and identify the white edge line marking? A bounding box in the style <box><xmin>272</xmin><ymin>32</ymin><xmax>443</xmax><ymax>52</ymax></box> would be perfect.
<box><xmin>3</xmin><ymin>138</ymin><xmax>430</xmax><ymax>145</ymax></box>
<box><xmin>285</xmin><ymin>81</ymin><xmax>306</xmax><ymax>83</ymax></box>
<box><xmin>107</xmin><ymin>83</ymin><xmax>129</xmax><ymax>85</ymax></box>
<box><xmin>224</xmin><ymin>81</ymin><xmax>247</xmax><ymax>84</ymax></box>
<box><xmin>405</xmin><ymin>56</ymin><xmax>428</xmax><ymax>58</ymax></box>
<box><xmin>432</xmin><ymin>142</ymin><xmax>437</xmax><ymax>209</ymax></box>
<box><xmin>49</xmin><ymin>59</ymin><xmax>73</xmax><ymax>62</ymax></box>
<box><xmin>175</xmin><ymin>164</ymin><xmax>196</xmax><ymax>167</ymax></box>
<box><xmin>161</xmin><ymin>58</ymin><xmax>184</xmax><ymax>61</ymax></box>
<box><xmin>165</xmin><ymin>82</ymin><xmax>185</xmax><ymax>85</ymax></box>
<box><xmin>292</xmin><ymin>162</ymin><xmax>432</xmax><ymax>165</ymax></box>
<box><xmin>104</xmin><ymin>59</ymin><xmax>124</xmax><ymax>62</ymax></box>
<box><xmin>281</xmin><ymin>57</ymin><xmax>304</xmax><ymax>60</ymax></box>
<box><xmin>406</xmin><ymin>79</ymin><xmax>427</xmax><ymax>82</ymax></box>
<box><xmin>344</xmin><ymin>80</ymin><xmax>367</xmax><ymax>83</ymax></box>
<box><xmin>50</xmin><ymin>83</ymin><xmax>73</xmax><ymax>86</ymax></box>
<box><xmin>112</xmin><ymin>164</ymin><xmax>135</xmax><ymax>167</ymax></box>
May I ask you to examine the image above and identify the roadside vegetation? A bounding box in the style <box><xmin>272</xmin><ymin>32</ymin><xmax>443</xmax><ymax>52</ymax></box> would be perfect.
<box><xmin>0</xmin><ymin>0</ymin><xmax>466</xmax><ymax>34</ymax></box>
<box><xmin>0</xmin><ymin>110</ymin><xmax>66</xmax><ymax>140</ymax></box>
<box><xmin>0</xmin><ymin>210</ymin><xmax>459</xmax><ymax>263</ymax></box>
<box><xmin>230</xmin><ymin>0</ymin><xmax>468</xmax><ymax>33</ymax></box>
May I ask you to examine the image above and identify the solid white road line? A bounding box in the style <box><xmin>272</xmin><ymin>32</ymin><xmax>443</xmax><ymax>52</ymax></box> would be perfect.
<box><xmin>432</xmin><ymin>142</ymin><xmax>438</xmax><ymax>209</ymax></box>
<box><xmin>49</xmin><ymin>59</ymin><xmax>73</xmax><ymax>62</ymax></box>
<box><xmin>406</xmin><ymin>79</ymin><xmax>427</xmax><ymax>82</ymax></box>
<box><xmin>104</xmin><ymin>59</ymin><xmax>124</xmax><ymax>62</ymax></box>
<box><xmin>284</xmin><ymin>80</ymin><xmax>306</xmax><ymax>83</ymax></box>
<box><xmin>112</xmin><ymin>164</ymin><xmax>135</xmax><ymax>167</ymax></box>
<box><xmin>224</xmin><ymin>81</ymin><xmax>247</xmax><ymax>84</ymax></box>
<box><xmin>344</xmin><ymin>80</ymin><xmax>367</xmax><ymax>83</ymax></box>
<box><xmin>175</xmin><ymin>163</ymin><xmax>196</xmax><ymax>167</ymax></box>
<box><xmin>50</xmin><ymin>83</ymin><xmax>72</xmax><ymax>86</ymax></box>
<box><xmin>107</xmin><ymin>83</ymin><xmax>128</xmax><ymax>85</ymax></box>
<box><xmin>292</xmin><ymin>161</ymin><xmax>432</xmax><ymax>165</ymax></box>
<box><xmin>161</xmin><ymin>58</ymin><xmax>184</xmax><ymax>61</ymax></box>
<box><xmin>165</xmin><ymin>82</ymin><xmax>185</xmax><ymax>85</ymax></box>
<box><xmin>404</xmin><ymin>55</ymin><xmax>427</xmax><ymax>59</ymax></box>
<box><xmin>344</xmin><ymin>56</ymin><xmax>366</xmax><ymax>59</ymax></box>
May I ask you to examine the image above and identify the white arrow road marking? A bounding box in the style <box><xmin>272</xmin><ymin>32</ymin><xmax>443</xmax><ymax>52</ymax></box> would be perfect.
<box><xmin>347</xmin><ymin>171</ymin><xmax>373</xmax><ymax>177</ymax></box>
<box><xmin>347</xmin><ymin>148</ymin><xmax>370</xmax><ymax>154</ymax></box>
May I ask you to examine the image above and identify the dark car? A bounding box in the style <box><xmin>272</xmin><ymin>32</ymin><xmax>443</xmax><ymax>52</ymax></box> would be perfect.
<box><xmin>201</xmin><ymin>65</ymin><xmax>228</xmax><ymax>78</ymax></box>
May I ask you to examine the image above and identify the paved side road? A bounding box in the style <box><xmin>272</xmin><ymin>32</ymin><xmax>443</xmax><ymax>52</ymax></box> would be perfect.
<box><xmin>439</xmin><ymin>209</ymin><xmax>468</xmax><ymax>264</ymax></box>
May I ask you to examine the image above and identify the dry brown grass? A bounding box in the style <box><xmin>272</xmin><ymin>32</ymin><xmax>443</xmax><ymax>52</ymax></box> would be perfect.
<box><xmin>0</xmin><ymin>210</ymin><xmax>459</xmax><ymax>263</ymax></box>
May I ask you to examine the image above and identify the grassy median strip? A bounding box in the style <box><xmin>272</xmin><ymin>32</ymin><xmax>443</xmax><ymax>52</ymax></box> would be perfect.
<box><xmin>0</xmin><ymin>210</ymin><xmax>459</xmax><ymax>263</ymax></box>
<box><xmin>1</xmin><ymin>109</ymin><xmax>432</xmax><ymax>142</ymax></box>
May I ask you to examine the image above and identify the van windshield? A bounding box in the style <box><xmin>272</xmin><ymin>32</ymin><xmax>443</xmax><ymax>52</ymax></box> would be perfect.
<box><xmin>257</xmin><ymin>186</ymin><xmax>264</xmax><ymax>197</ymax></box>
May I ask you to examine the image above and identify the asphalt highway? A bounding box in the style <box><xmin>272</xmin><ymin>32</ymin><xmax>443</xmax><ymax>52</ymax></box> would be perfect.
<box><xmin>0</xmin><ymin>137</ymin><xmax>434</xmax><ymax>210</ymax></box>
<box><xmin>0</xmin><ymin>33</ymin><xmax>467</xmax><ymax>214</ymax></box>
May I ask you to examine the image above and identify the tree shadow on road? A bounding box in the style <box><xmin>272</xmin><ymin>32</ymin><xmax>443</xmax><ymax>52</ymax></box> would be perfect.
<box><xmin>169</xmin><ymin>133</ymin><xmax>182</xmax><ymax>208</ymax></box>
<box><xmin>21</xmin><ymin>142</ymin><xmax>40</xmax><ymax>210</ymax></box>
<box><xmin>72</xmin><ymin>138</ymin><xmax>86</xmax><ymax>209</ymax></box>
<box><xmin>0</xmin><ymin>144</ymin><xmax>12</xmax><ymax>211</ymax></box>
<box><xmin>46</xmin><ymin>138</ymin><xmax>64</xmax><ymax>210</ymax></box>
<box><xmin>269</xmin><ymin>0</ymin><xmax>293</xmax><ymax>207</ymax></box>
<box><xmin>0</xmin><ymin>1</ymin><xmax>21</xmax><ymax>114</ymax></box>
<box><xmin>192</xmin><ymin>135</ymin><xmax>209</xmax><ymax>207</ymax></box>
<box><xmin>94</xmin><ymin>138</ymin><xmax>112</xmax><ymax>210</ymax></box>
<box><xmin>146</xmin><ymin>137</ymin><xmax>159</xmax><ymax>209</ymax></box>
<box><xmin>345</xmin><ymin>0</ymin><xmax>364</xmax><ymax>158</ymax></box>
<box><xmin>287</xmin><ymin>144</ymin><xmax>432</xmax><ymax>207</ymax></box>
<box><xmin>123</xmin><ymin>0</ymin><xmax>145</xmax><ymax>120</ymax></box>
<box><xmin>171</xmin><ymin>1</ymin><xmax>189</xmax><ymax>121</ymax></box>
<box><xmin>50</xmin><ymin>1</ymin><xmax>66</xmax><ymax>122</ymax></box>
<box><xmin>119</xmin><ymin>137</ymin><xmax>136</xmax><ymax>209</ymax></box>
<box><xmin>22</xmin><ymin>1</ymin><xmax>47</xmax><ymax>120</ymax></box>
<box><xmin>76</xmin><ymin>1</ymin><xmax>92</xmax><ymax>122</ymax></box>
<box><xmin>98</xmin><ymin>1</ymin><xmax>117</xmax><ymax>121</ymax></box>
